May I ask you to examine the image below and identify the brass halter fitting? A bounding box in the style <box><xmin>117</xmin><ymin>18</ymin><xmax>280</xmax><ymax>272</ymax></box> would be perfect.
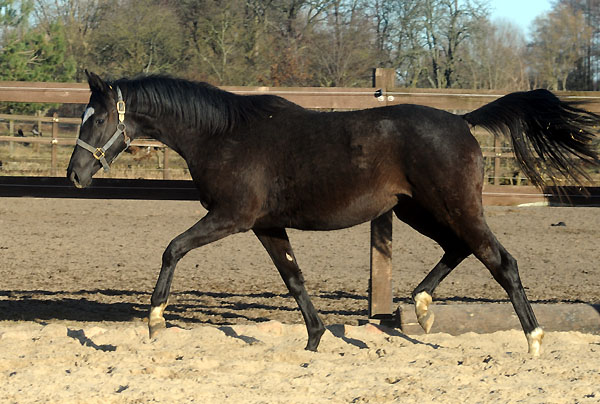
<box><xmin>117</xmin><ymin>99</ymin><xmax>126</xmax><ymax>123</ymax></box>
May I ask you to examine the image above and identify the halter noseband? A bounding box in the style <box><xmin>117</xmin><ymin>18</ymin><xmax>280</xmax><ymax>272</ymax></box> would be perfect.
<box><xmin>76</xmin><ymin>86</ymin><xmax>131</xmax><ymax>172</ymax></box>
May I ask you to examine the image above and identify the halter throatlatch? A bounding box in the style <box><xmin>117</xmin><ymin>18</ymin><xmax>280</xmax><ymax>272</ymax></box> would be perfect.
<box><xmin>76</xmin><ymin>86</ymin><xmax>131</xmax><ymax>172</ymax></box>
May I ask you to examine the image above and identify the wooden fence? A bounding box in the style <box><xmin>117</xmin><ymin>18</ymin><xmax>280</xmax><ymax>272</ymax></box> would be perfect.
<box><xmin>1</xmin><ymin>78</ymin><xmax>599</xmax><ymax>111</ymax></box>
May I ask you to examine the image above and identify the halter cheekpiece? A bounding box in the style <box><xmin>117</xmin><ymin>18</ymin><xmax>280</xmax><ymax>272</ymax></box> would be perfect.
<box><xmin>76</xmin><ymin>86</ymin><xmax>131</xmax><ymax>171</ymax></box>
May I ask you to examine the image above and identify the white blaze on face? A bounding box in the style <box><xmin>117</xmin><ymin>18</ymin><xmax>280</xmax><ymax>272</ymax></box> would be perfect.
<box><xmin>81</xmin><ymin>106</ymin><xmax>95</xmax><ymax>126</ymax></box>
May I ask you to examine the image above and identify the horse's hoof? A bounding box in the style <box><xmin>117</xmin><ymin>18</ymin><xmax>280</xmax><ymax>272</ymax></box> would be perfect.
<box><xmin>148</xmin><ymin>319</ymin><xmax>166</xmax><ymax>339</ymax></box>
<box><xmin>414</xmin><ymin>291</ymin><xmax>434</xmax><ymax>334</ymax></box>
<box><xmin>148</xmin><ymin>303</ymin><xmax>168</xmax><ymax>339</ymax></box>
<box><xmin>304</xmin><ymin>326</ymin><xmax>326</xmax><ymax>352</ymax></box>
<box><xmin>526</xmin><ymin>327</ymin><xmax>544</xmax><ymax>356</ymax></box>
<box><xmin>304</xmin><ymin>344</ymin><xmax>318</xmax><ymax>352</ymax></box>
<box><xmin>418</xmin><ymin>310</ymin><xmax>435</xmax><ymax>334</ymax></box>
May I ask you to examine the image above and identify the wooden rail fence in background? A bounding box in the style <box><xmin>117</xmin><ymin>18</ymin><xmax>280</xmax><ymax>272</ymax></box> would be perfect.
<box><xmin>1</xmin><ymin>79</ymin><xmax>599</xmax><ymax>112</ymax></box>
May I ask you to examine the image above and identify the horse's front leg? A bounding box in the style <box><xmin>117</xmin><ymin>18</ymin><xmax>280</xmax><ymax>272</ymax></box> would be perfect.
<box><xmin>149</xmin><ymin>211</ymin><xmax>249</xmax><ymax>338</ymax></box>
<box><xmin>254</xmin><ymin>227</ymin><xmax>325</xmax><ymax>351</ymax></box>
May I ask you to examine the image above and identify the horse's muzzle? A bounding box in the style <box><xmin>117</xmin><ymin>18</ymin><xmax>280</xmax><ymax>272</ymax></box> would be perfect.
<box><xmin>67</xmin><ymin>168</ymin><xmax>90</xmax><ymax>189</ymax></box>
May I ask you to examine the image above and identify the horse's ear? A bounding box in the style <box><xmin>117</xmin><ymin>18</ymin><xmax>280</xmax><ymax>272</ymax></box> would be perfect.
<box><xmin>85</xmin><ymin>70</ymin><xmax>111</xmax><ymax>95</ymax></box>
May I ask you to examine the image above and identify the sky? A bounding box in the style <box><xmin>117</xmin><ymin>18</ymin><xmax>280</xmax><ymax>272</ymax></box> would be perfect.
<box><xmin>488</xmin><ymin>0</ymin><xmax>554</xmax><ymax>36</ymax></box>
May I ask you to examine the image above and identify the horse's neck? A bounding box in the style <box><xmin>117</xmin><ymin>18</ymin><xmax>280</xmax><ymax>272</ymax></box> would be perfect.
<box><xmin>131</xmin><ymin>112</ymin><xmax>188</xmax><ymax>157</ymax></box>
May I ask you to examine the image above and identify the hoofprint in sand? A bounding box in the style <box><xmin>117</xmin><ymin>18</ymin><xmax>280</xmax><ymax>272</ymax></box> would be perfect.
<box><xmin>1</xmin><ymin>321</ymin><xmax>599</xmax><ymax>404</ymax></box>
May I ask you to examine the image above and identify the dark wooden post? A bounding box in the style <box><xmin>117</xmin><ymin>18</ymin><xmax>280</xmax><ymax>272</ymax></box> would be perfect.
<box><xmin>9</xmin><ymin>119</ymin><xmax>14</xmax><ymax>155</ymax></box>
<box><xmin>51</xmin><ymin>113</ymin><xmax>59</xmax><ymax>176</ymax></box>
<box><xmin>369</xmin><ymin>211</ymin><xmax>393</xmax><ymax>318</ymax></box>
<box><xmin>33</xmin><ymin>110</ymin><xmax>41</xmax><ymax>153</ymax></box>
<box><xmin>369</xmin><ymin>68</ymin><xmax>395</xmax><ymax>320</ymax></box>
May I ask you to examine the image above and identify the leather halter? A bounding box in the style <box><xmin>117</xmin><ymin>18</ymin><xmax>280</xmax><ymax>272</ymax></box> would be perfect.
<box><xmin>76</xmin><ymin>86</ymin><xmax>131</xmax><ymax>172</ymax></box>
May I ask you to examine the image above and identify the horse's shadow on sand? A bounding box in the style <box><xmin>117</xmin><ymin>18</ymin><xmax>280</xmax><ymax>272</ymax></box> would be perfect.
<box><xmin>0</xmin><ymin>288</ymin><xmax>369</xmax><ymax>323</ymax></box>
<box><xmin>3</xmin><ymin>289</ymin><xmax>599</xmax><ymax>349</ymax></box>
<box><xmin>1</xmin><ymin>288</ymin><xmax>444</xmax><ymax>349</ymax></box>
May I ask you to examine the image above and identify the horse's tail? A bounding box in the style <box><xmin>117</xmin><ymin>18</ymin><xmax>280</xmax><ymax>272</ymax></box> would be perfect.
<box><xmin>462</xmin><ymin>89</ymin><xmax>599</xmax><ymax>189</ymax></box>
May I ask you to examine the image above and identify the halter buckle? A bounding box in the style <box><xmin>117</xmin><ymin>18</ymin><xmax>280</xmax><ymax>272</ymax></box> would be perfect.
<box><xmin>93</xmin><ymin>148</ymin><xmax>105</xmax><ymax>160</ymax></box>
<box><xmin>117</xmin><ymin>100</ymin><xmax>126</xmax><ymax>122</ymax></box>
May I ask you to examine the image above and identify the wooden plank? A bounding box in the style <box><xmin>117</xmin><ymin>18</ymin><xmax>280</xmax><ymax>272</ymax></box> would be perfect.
<box><xmin>384</xmin><ymin>88</ymin><xmax>600</xmax><ymax>113</ymax></box>
<box><xmin>0</xmin><ymin>113</ymin><xmax>81</xmax><ymax>124</ymax></box>
<box><xmin>0</xmin><ymin>81</ymin><xmax>386</xmax><ymax>109</ymax></box>
<box><xmin>223</xmin><ymin>85</ymin><xmax>383</xmax><ymax>110</ymax></box>
<box><xmin>0</xmin><ymin>136</ymin><xmax>164</xmax><ymax>148</ymax></box>
<box><xmin>0</xmin><ymin>80</ymin><xmax>598</xmax><ymax>112</ymax></box>
<box><xmin>0</xmin><ymin>82</ymin><xmax>90</xmax><ymax>104</ymax></box>
<box><xmin>482</xmin><ymin>185</ymin><xmax>546</xmax><ymax>206</ymax></box>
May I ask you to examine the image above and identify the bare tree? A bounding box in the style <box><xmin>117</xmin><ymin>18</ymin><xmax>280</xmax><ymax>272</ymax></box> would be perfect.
<box><xmin>460</xmin><ymin>19</ymin><xmax>529</xmax><ymax>90</ymax></box>
<box><xmin>554</xmin><ymin>0</ymin><xmax>600</xmax><ymax>90</ymax></box>
<box><xmin>309</xmin><ymin>0</ymin><xmax>375</xmax><ymax>86</ymax></box>
<box><xmin>383</xmin><ymin>0</ymin><xmax>429</xmax><ymax>87</ymax></box>
<box><xmin>266</xmin><ymin>0</ymin><xmax>333</xmax><ymax>86</ymax></box>
<box><xmin>89</xmin><ymin>0</ymin><xmax>184</xmax><ymax>76</ymax></box>
<box><xmin>528</xmin><ymin>2</ymin><xmax>593</xmax><ymax>90</ymax></box>
<box><xmin>420</xmin><ymin>0</ymin><xmax>489</xmax><ymax>88</ymax></box>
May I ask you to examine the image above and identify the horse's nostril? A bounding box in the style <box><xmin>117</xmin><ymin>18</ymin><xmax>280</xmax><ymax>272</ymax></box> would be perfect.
<box><xmin>69</xmin><ymin>171</ymin><xmax>82</xmax><ymax>188</ymax></box>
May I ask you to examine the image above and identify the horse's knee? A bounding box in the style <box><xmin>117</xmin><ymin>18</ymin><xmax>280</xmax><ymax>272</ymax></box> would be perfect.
<box><xmin>162</xmin><ymin>240</ymin><xmax>188</xmax><ymax>266</ymax></box>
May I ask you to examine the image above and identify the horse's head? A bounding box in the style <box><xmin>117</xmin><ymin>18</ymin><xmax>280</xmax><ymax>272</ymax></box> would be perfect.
<box><xmin>67</xmin><ymin>71</ymin><xmax>132</xmax><ymax>188</ymax></box>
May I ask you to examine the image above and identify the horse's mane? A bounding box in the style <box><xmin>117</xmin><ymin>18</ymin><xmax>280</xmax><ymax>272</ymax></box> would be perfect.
<box><xmin>112</xmin><ymin>75</ymin><xmax>298</xmax><ymax>135</ymax></box>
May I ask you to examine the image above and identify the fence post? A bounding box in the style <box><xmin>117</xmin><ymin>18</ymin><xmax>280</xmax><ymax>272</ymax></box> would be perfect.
<box><xmin>163</xmin><ymin>147</ymin><xmax>170</xmax><ymax>180</ymax></box>
<box><xmin>369</xmin><ymin>210</ymin><xmax>393</xmax><ymax>318</ymax></box>
<box><xmin>494</xmin><ymin>136</ymin><xmax>502</xmax><ymax>185</ymax></box>
<box><xmin>369</xmin><ymin>68</ymin><xmax>395</xmax><ymax>320</ymax></box>
<box><xmin>33</xmin><ymin>110</ymin><xmax>41</xmax><ymax>153</ymax></box>
<box><xmin>36</xmin><ymin>110</ymin><xmax>42</xmax><ymax>134</ymax></box>
<box><xmin>51</xmin><ymin>113</ymin><xmax>59</xmax><ymax>176</ymax></box>
<box><xmin>9</xmin><ymin>119</ymin><xmax>14</xmax><ymax>155</ymax></box>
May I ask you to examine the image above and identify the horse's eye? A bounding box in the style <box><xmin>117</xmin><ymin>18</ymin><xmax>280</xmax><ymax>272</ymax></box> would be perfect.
<box><xmin>96</xmin><ymin>118</ymin><xmax>105</xmax><ymax>125</ymax></box>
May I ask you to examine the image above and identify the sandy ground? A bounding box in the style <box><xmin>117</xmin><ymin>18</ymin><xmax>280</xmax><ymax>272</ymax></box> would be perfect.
<box><xmin>1</xmin><ymin>322</ymin><xmax>599</xmax><ymax>404</ymax></box>
<box><xmin>0</xmin><ymin>198</ymin><xmax>599</xmax><ymax>403</ymax></box>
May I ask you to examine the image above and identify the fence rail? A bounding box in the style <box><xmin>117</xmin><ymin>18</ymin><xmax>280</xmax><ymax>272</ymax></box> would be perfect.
<box><xmin>1</xmin><ymin>80</ymin><xmax>600</xmax><ymax>111</ymax></box>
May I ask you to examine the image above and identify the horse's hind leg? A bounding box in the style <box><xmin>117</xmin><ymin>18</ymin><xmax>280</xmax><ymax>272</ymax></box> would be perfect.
<box><xmin>456</xmin><ymin>216</ymin><xmax>544</xmax><ymax>355</ymax></box>
<box><xmin>393</xmin><ymin>199</ymin><xmax>471</xmax><ymax>333</ymax></box>
<box><xmin>254</xmin><ymin>227</ymin><xmax>325</xmax><ymax>351</ymax></box>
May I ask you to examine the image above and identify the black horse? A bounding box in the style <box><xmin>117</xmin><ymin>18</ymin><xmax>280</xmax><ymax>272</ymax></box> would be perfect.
<box><xmin>67</xmin><ymin>71</ymin><xmax>599</xmax><ymax>355</ymax></box>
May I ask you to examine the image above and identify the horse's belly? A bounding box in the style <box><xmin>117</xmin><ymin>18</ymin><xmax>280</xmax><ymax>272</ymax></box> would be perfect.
<box><xmin>285</xmin><ymin>193</ymin><xmax>400</xmax><ymax>231</ymax></box>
